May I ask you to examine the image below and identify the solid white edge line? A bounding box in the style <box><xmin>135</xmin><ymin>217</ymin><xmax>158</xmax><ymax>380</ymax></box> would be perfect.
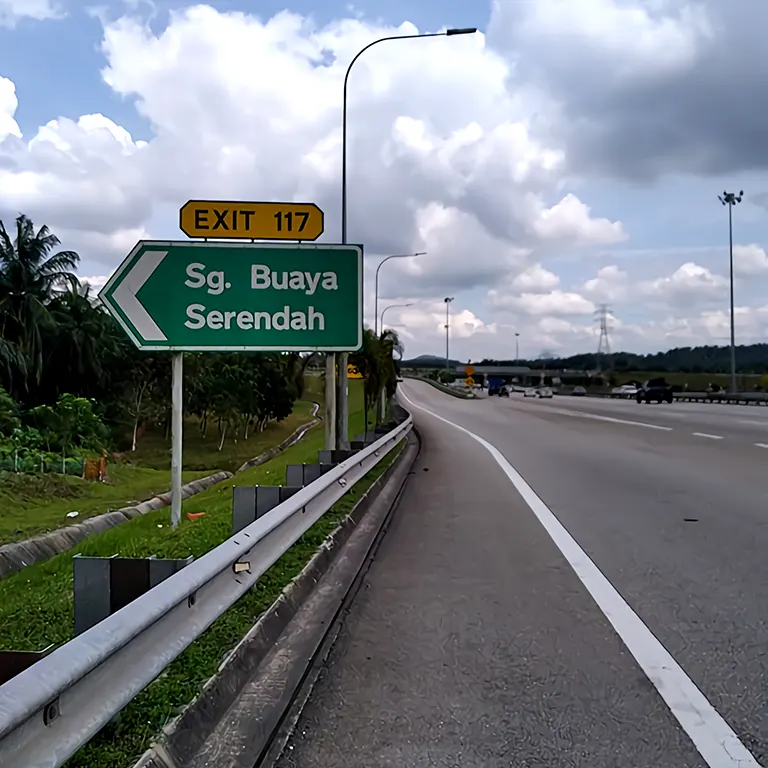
<box><xmin>692</xmin><ymin>433</ymin><xmax>724</xmax><ymax>440</ymax></box>
<box><xmin>399</xmin><ymin>387</ymin><xmax>760</xmax><ymax>768</ymax></box>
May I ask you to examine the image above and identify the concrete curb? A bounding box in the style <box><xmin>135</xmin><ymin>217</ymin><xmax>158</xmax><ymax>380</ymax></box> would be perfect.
<box><xmin>236</xmin><ymin>402</ymin><xmax>321</xmax><ymax>473</ymax></box>
<box><xmin>132</xmin><ymin>431</ymin><xmax>418</xmax><ymax>768</ymax></box>
<box><xmin>0</xmin><ymin>403</ymin><xmax>323</xmax><ymax>581</ymax></box>
<box><xmin>0</xmin><ymin>471</ymin><xmax>232</xmax><ymax>580</ymax></box>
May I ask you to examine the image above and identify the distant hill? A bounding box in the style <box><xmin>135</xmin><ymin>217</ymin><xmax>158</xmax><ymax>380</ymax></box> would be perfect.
<box><xmin>403</xmin><ymin>343</ymin><xmax>768</xmax><ymax>374</ymax></box>
<box><xmin>400</xmin><ymin>354</ymin><xmax>465</xmax><ymax>369</ymax></box>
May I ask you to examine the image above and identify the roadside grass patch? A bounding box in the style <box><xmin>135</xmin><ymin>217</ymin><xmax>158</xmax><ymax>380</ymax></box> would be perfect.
<box><xmin>0</xmin><ymin>396</ymin><xmax>321</xmax><ymax>545</ymax></box>
<box><xmin>64</xmin><ymin>440</ymin><xmax>402</xmax><ymax>768</ymax></box>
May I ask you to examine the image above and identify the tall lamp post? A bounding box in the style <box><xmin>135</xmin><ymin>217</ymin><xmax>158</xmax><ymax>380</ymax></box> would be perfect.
<box><xmin>444</xmin><ymin>297</ymin><xmax>454</xmax><ymax>370</ymax></box>
<box><xmin>374</xmin><ymin>253</ymin><xmax>424</xmax><ymax>335</ymax></box>
<box><xmin>336</xmin><ymin>26</ymin><xmax>477</xmax><ymax>450</ymax></box>
<box><xmin>380</xmin><ymin>302</ymin><xmax>413</xmax><ymax>332</ymax></box>
<box><xmin>718</xmin><ymin>190</ymin><xmax>744</xmax><ymax>393</ymax></box>
<box><xmin>515</xmin><ymin>332</ymin><xmax>520</xmax><ymax>362</ymax></box>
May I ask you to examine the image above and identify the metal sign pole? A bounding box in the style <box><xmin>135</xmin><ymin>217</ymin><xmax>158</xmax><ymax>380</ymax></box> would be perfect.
<box><xmin>324</xmin><ymin>353</ymin><xmax>337</xmax><ymax>450</ymax></box>
<box><xmin>337</xmin><ymin>352</ymin><xmax>349</xmax><ymax>449</ymax></box>
<box><xmin>170</xmin><ymin>352</ymin><xmax>184</xmax><ymax>528</ymax></box>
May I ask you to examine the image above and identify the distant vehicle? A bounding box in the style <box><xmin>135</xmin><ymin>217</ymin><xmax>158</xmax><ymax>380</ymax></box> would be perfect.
<box><xmin>499</xmin><ymin>385</ymin><xmax>510</xmax><ymax>397</ymax></box>
<box><xmin>487</xmin><ymin>375</ymin><xmax>505</xmax><ymax>396</ymax></box>
<box><xmin>396</xmin><ymin>377</ymin><xmax>403</xmax><ymax>383</ymax></box>
<box><xmin>612</xmin><ymin>384</ymin><xmax>639</xmax><ymax>398</ymax></box>
<box><xmin>524</xmin><ymin>387</ymin><xmax>537</xmax><ymax>398</ymax></box>
<box><xmin>537</xmin><ymin>386</ymin><xmax>554</xmax><ymax>399</ymax></box>
<box><xmin>572</xmin><ymin>386</ymin><xmax>587</xmax><ymax>396</ymax></box>
<box><xmin>636</xmin><ymin>378</ymin><xmax>673</xmax><ymax>404</ymax></box>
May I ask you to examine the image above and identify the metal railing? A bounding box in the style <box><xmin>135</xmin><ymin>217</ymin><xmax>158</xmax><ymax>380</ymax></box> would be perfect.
<box><xmin>0</xmin><ymin>417</ymin><xmax>412</xmax><ymax>768</ymax></box>
<box><xmin>583</xmin><ymin>391</ymin><xmax>768</xmax><ymax>405</ymax></box>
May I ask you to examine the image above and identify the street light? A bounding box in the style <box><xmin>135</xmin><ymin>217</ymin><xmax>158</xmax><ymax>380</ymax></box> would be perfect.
<box><xmin>334</xmin><ymin>25</ymin><xmax>476</xmax><ymax>450</ymax></box>
<box><xmin>374</xmin><ymin>254</ymin><xmax>425</xmax><ymax>335</ymax></box>
<box><xmin>515</xmin><ymin>332</ymin><xmax>520</xmax><ymax>362</ymax></box>
<box><xmin>380</xmin><ymin>302</ymin><xmax>413</xmax><ymax>332</ymax></box>
<box><xmin>341</xmin><ymin>27</ymin><xmax>477</xmax><ymax>243</ymax></box>
<box><xmin>718</xmin><ymin>189</ymin><xmax>744</xmax><ymax>393</ymax></box>
<box><xmin>444</xmin><ymin>297</ymin><xmax>454</xmax><ymax>369</ymax></box>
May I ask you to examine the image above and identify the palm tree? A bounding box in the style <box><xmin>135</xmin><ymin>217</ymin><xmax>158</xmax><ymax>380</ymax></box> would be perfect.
<box><xmin>350</xmin><ymin>327</ymin><xmax>402</xmax><ymax>429</ymax></box>
<box><xmin>0</xmin><ymin>214</ymin><xmax>80</xmax><ymax>393</ymax></box>
<box><xmin>44</xmin><ymin>283</ymin><xmax>120</xmax><ymax>400</ymax></box>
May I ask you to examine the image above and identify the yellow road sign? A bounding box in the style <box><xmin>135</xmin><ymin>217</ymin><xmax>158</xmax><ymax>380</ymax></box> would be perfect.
<box><xmin>465</xmin><ymin>376</ymin><xmax>475</xmax><ymax>387</ymax></box>
<box><xmin>347</xmin><ymin>364</ymin><xmax>364</xmax><ymax>379</ymax></box>
<box><xmin>179</xmin><ymin>200</ymin><xmax>324</xmax><ymax>241</ymax></box>
<box><xmin>465</xmin><ymin>365</ymin><xmax>475</xmax><ymax>376</ymax></box>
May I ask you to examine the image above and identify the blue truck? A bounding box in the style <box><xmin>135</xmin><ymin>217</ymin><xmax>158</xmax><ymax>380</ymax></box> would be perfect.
<box><xmin>487</xmin><ymin>375</ymin><xmax>505</xmax><ymax>396</ymax></box>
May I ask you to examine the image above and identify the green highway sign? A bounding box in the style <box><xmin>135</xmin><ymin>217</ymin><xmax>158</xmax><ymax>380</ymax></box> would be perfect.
<box><xmin>99</xmin><ymin>240</ymin><xmax>363</xmax><ymax>352</ymax></box>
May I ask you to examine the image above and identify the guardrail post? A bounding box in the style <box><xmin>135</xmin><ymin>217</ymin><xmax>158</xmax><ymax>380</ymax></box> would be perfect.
<box><xmin>0</xmin><ymin>645</ymin><xmax>54</xmax><ymax>686</ymax></box>
<box><xmin>232</xmin><ymin>485</ymin><xmax>303</xmax><ymax>534</ymax></box>
<box><xmin>73</xmin><ymin>554</ymin><xmax>194</xmax><ymax>636</ymax></box>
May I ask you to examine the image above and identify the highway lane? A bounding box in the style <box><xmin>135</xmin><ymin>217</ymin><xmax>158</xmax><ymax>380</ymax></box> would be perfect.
<box><xmin>274</xmin><ymin>379</ymin><xmax>767</xmax><ymax>767</ymax></box>
<box><xmin>406</xmin><ymin>382</ymin><xmax>768</xmax><ymax>763</ymax></box>
<box><xmin>508</xmin><ymin>390</ymin><xmax>768</xmax><ymax>446</ymax></box>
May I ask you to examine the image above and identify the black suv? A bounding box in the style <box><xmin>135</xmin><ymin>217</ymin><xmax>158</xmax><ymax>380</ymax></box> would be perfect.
<box><xmin>636</xmin><ymin>377</ymin><xmax>673</xmax><ymax>404</ymax></box>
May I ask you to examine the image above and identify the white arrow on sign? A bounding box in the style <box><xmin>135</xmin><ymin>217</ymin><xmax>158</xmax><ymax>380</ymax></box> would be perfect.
<box><xmin>112</xmin><ymin>249</ymin><xmax>168</xmax><ymax>341</ymax></box>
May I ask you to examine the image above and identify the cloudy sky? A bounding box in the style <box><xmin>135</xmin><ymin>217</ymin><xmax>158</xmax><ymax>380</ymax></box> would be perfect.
<box><xmin>1</xmin><ymin>0</ymin><xmax>767</xmax><ymax>362</ymax></box>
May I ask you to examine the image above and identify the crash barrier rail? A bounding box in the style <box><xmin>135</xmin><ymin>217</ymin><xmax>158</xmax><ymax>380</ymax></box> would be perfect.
<box><xmin>0</xmin><ymin>415</ymin><xmax>413</xmax><ymax>768</ymax></box>
<box><xmin>585</xmin><ymin>391</ymin><xmax>768</xmax><ymax>405</ymax></box>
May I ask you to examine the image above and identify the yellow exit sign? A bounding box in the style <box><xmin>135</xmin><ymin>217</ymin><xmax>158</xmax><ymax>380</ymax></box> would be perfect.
<box><xmin>179</xmin><ymin>200</ymin><xmax>324</xmax><ymax>241</ymax></box>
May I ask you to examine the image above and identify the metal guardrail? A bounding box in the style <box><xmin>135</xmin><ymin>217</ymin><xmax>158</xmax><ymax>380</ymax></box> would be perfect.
<box><xmin>0</xmin><ymin>417</ymin><xmax>412</xmax><ymax>768</ymax></box>
<box><xmin>585</xmin><ymin>391</ymin><xmax>768</xmax><ymax>405</ymax></box>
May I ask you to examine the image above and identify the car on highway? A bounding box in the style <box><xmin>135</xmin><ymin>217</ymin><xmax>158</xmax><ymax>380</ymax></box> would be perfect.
<box><xmin>536</xmin><ymin>386</ymin><xmax>554</xmax><ymax>399</ymax></box>
<box><xmin>523</xmin><ymin>387</ymin><xmax>537</xmax><ymax>397</ymax></box>
<box><xmin>499</xmin><ymin>385</ymin><xmax>510</xmax><ymax>397</ymax></box>
<box><xmin>611</xmin><ymin>384</ymin><xmax>639</xmax><ymax>398</ymax></box>
<box><xmin>572</xmin><ymin>386</ymin><xmax>587</xmax><ymax>396</ymax></box>
<box><xmin>636</xmin><ymin>377</ymin><xmax>674</xmax><ymax>404</ymax></box>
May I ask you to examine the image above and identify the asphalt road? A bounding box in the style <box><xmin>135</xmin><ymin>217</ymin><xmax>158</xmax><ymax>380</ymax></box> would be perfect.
<box><xmin>275</xmin><ymin>379</ymin><xmax>768</xmax><ymax>767</ymax></box>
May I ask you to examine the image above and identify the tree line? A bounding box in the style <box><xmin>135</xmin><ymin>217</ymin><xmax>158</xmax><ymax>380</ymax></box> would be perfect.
<box><xmin>476</xmin><ymin>345</ymin><xmax>768</xmax><ymax>374</ymax></box>
<box><xmin>402</xmin><ymin>345</ymin><xmax>768</xmax><ymax>375</ymax></box>
<box><xmin>0</xmin><ymin>214</ymin><xmax>401</xmax><ymax>465</ymax></box>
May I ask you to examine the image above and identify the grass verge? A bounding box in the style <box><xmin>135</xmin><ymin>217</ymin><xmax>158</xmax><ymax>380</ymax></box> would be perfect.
<box><xmin>0</xmin><ymin>397</ymin><xmax>321</xmax><ymax>546</ymax></box>
<box><xmin>0</xmin><ymin>381</ymin><xmax>387</xmax><ymax>767</ymax></box>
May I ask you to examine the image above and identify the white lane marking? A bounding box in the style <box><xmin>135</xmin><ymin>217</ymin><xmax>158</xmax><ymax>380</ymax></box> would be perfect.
<box><xmin>740</xmin><ymin>419</ymin><xmax>768</xmax><ymax>427</ymax></box>
<box><xmin>755</xmin><ymin>443</ymin><xmax>768</xmax><ymax>449</ymax></box>
<box><xmin>400</xmin><ymin>387</ymin><xmax>760</xmax><ymax>768</ymax></box>
<box><xmin>529</xmin><ymin>404</ymin><xmax>673</xmax><ymax>432</ymax></box>
<box><xmin>692</xmin><ymin>432</ymin><xmax>723</xmax><ymax>440</ymax></box>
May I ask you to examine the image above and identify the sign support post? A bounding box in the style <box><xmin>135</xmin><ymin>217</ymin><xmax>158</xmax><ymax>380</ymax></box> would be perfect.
<box><xmin>170</xmin><ymin>353</ymin><xmax>184</xmax><ymax>529</ymax></box>
<box><xmin>337</xmin><ymin>352</ymin><xmax>349</xmax><ymax>449</ymax></box>
<box><xmin>324</xmin><ymin>354</ymin><xmax>337</xmax><ymax>450</ymax></box>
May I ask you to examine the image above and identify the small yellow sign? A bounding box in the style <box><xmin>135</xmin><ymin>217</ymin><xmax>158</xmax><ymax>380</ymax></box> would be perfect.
<box><xmin>347</xmin><ymin>364</ymin><xmax>364</xmax><ymax>379</ymax></box>
<box><xmin>179</xmin><ymin>200</ymin><xmax>324</xmax><ymax>241</ymax></box>
<box><xmin>465</xmin><ymin>365</ymin><xmax>475</xmax><ymax>376</ymax></box>
<box><xmin>465</xmin><ymin>376</ymin><xmax>475</xmax><ymax>387</ymax></box>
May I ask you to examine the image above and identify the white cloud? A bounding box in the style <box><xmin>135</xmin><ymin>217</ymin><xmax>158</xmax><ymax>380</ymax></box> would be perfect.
<box><xmin>531</xmin><ymin>193</ymin><xmax>627</xmax><ymax>244</ymax></box>
<box><xmin>641</xmin><ymin>262</ymin><xmax>728</xmax><ymax>307</ymax></box>
<box><xmin>582</xmin><ymin>264</ymin><xmax>628</xmax><ymax>301</ymax></box>
<box><xmin>0</xmin><ymin>78</ymin><xmax>21</xmax><ymax>140</ymax></box>
<box><xmin>0</xmin><ymin>6</ymin><xmax>623</xmax><ymax>290</ymax></box>
<box><xmin>3</xmin><ymin>2</ymin><xmax>766</xmax><ymax>362</ymax></box>
<box><xmin>733</xmin><ymin>244</ymin><xmax>768</xmax><ymax>276</ymax></box>
<box><xmin>489</xmin><ymin>289</ymin><xmax>595</xmax><ymax>316</ymax></box>
<box><xmin>0</xmin><ymin>0</ymin><xmax>61</xmax><ymax>27</ymax></box>
<box><xmin>511</xmin><ymin>263</ymin><xmax>560</xmax><ymax>292</ymax></box>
